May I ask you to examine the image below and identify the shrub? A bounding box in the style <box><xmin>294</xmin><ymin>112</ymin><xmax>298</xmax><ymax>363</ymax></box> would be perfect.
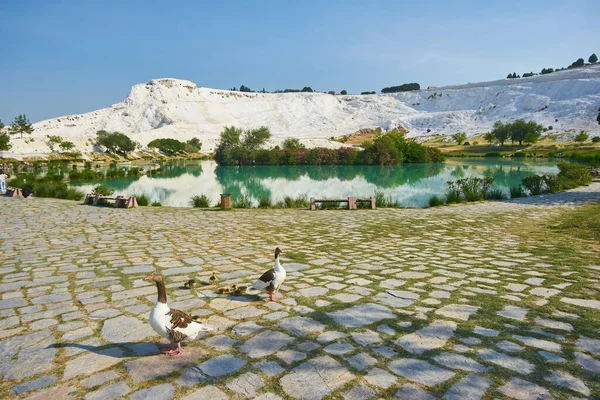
<box><xmin>135</xmin><ymin>193</ymin><xmax>150</xmax><ymax>206</ymax></box>
<box><xmin>485</xmin><ymin>188</ymin><xmax>507</xmax><ymax>200</ymax></box>
<box><xmin>463</xmin><ymin>142</ymin><xmax>470</xmax><ymax>146</ymax></box>
<box><xmin>232</xmin><ymin>194</ymin><xmax>252</xmax><ymax>208</ymax></box>
<box><xmin>428</xmin><ymin>195</ymin><xmax>444</xmax><ymax>207</ymax></box>
<box><xmin>521</xmin><ymin>175</ymin><xmax>548</xmax><ymax>195</ymax></box>
<box><xmin>593</xmin><ymin>137</ymin><xmax>600</xmax><ymax>143</ymax></box>
<box><xmin>65</xmin><ymin>187</ymin><xmax>85</xmax><ymax>201</ymax></box>
<box><xmin>282</xmin><ymin>195</ymin><xmax>295</xmax><ymax>208</ymax></box>
<box><xmin>258</xmin><ymin>196</ymin><xmax>272</xmax><ymax>208</ymax></box>
<box><xmin>127</xmin><ymin>167</ymin><xmax>141</xmax><ymax>177</ymax></box>
<box><xmin>456</xmin><ymin>176</ymin><xmax>494</xmax><ymax>201</ymax></box>
<box><xmin>91</xmin><ymin>184</ymin><xmax>114</xmax><ymax>196</ymax></box>
<box><xmin>445</xmin><ymin>182</ymin><xmax>463</xmax><ymax>204</ymax></box>
<box><xmin>189</xmin><ymin>194</ymin><xmax>211</xmax><ymax>208</ymax></box>
<box><xmin>575</xmin><ymin>131</ymin><xmax>589</xmax><ymax>143</ymax></box>
<box><xmin>510</xmin><ymin>185</ymin><xmax>526</xmax><ymax>198</ymax></box>
<box><xmin>294</xmin><ymin>194</ymin><xmax>309</xmax><ymax>208</ymax></box>
<box><xmin>556</xmin><ymin>162</ymin><xmax>592</xmax><ymax>187</ymax></box>
<box><xmin>151</xmin><ymin>202</ymin><xmax>162</xmax><ymax>207</ymax></box>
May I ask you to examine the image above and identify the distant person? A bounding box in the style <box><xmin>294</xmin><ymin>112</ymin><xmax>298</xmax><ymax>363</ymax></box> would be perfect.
<box><xmin>0</xmin><ymin>169</ymin><xmax>7</xmax><ymax>194</ymax></box>
<box><xmin>22</xmin><ymin>185</ymin><xmax>33</xmax><ymax>198</ymax></box>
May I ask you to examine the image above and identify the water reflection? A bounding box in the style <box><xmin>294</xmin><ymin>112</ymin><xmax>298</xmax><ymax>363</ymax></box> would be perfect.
<box><xmin>70</xmin><ymin>159</ymin><xmax>559</xmax><ymax>208</ymax></box>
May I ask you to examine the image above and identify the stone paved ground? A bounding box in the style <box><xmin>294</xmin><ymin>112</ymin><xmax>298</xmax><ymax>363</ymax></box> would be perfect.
<box><xmin>0</xmin><ymin>183</ymin><xmax>599</xmax><ymax>399</ymax></box>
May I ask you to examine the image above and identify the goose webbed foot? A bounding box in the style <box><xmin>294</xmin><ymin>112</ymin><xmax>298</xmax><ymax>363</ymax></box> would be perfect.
<box><xmin>169</xmin><ymin>342</ymin><xmax>183</xmax><ymax>357</ymax></box>
<box><xmin>161</xmin><ymin>342</ymin><xmax>175</xmax><ymax>355</ymax></box>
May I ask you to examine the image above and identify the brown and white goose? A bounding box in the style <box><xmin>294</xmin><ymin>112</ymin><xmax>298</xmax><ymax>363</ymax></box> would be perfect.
<box><xmin>249</xmin><ymin>247</ymin><xmax>286</xmax><ymax>301</ymax></box>
<box><xmin>145</xmin><ymin>272</ymin><xmax>212</xmax><ymax>356</ymax></box>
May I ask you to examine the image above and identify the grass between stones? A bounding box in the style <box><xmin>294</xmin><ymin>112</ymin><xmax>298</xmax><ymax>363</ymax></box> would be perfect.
<box><xmin>0</xmin><ymin>196</ymin><xmax>599</xmax><ymax>398</ymax></box>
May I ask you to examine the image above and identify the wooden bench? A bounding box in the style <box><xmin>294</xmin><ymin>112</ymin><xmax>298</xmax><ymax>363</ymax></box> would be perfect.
<box><xmin>84</xmin><ymin>194</ymin><xmax>138</xmax><ymax>209</ymax></box>
<box><xmin>310</xmin><ymin>196</ymin><xmax>375</xmax><ymax>210</ymax></box>
<box><xmin>4</xmin><ymin>186</ymin><xmax>23</xmax><ymax>198</ymax></box>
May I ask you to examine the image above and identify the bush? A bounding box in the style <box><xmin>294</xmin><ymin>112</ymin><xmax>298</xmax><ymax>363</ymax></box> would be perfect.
<box><xmin>522</xmin><ymin>175</ymin><xmax>548</xmax><ymax>195</ymax></box>
<box><xmin>457</xmin><ymin>176</ymin><xmax>494</xmax><ymax>201</ymax></box>
<box><xmin>485</xmin><ymin>188</ymin><xmax>507</xmax><ymax>200</ymax></box>
<box><xmin>232</xmin><ymin>194</ymin><xmax>252</xmax><ymax>208</ymax></box>
<box><xmin>91</xmin><ymin>184</ymin><xmax>114</xmax><ymax>196</ymax></box>
<box><xmin>258</xmin><ymin>196</ymin><xmax>272</xmax><ymax>208</ymax></box>
<box><xmin>575</xmin><ymin>131</ymin><xmax>589</xmax><ymax>143</ymax></box>
<box><xmin>593</xmin><ymin>137</ymin><xmax>600</xmax><ymax>143</ymax></box>
<box><xmin>135</xmin><ymin>193</ymin><xmax>150</xmax><ymax>206</ymax></box>
<box><xmin>151</xmin><ymin>201</ymin><xmax>162</xmax><ymax>207</ymax></box>
<box><xmin>445</xmin><ymin>182</ymin><xmax>463</xmax><ymax>204</ymax></box>
<box><xmin>189</xmin><ymin>194</ymin><xmax>211</xmax><ymax>208</ymax></box>
<box><xmin>428</xmin><ymin>195</ymin><xmax>445</xmax><ymax>207</ymax></box>
<box><xmin>510</xmin><ymin>185</ymin><xmax>526</xmax><ymax>198</ymax></box>
<box><xmin>556</xmin><ymin>162</ymin><xmax>592</xmax><ymax>187</ymax></box>
<box><xmin>127</xmin><ymin>167</ymin><xmax>141</xmax><ymax>177</ymax></box>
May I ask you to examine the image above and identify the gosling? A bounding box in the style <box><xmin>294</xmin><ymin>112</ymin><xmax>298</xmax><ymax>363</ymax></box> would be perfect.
<box><xmin>231</xmin><ymin>284</ymin><xmax>248</xmax><ymax>295</ymax></box>
<box><xmin>184</xmin><ymin>279</ymin><xmax>196</xmax><ymax>289</ymax></box>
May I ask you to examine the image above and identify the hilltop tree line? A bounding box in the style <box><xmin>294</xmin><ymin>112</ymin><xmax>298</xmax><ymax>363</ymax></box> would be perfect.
<box><xmin>507</xmin><ymin>53</ymin><xmax>597</xmax><ymax>79</ymax></box>
<box><xmin>214</xmin><ymin>126</ymin><xmax>442</xmax><ymax>166</ymax></box>
<box><xmin>227</xmin><ymin>83</ymin><xmax>421</xmax><ymax>96</ymax></box>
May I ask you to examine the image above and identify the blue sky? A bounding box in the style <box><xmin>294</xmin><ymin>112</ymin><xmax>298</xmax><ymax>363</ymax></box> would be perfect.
<box><xmin>1</xmin><ymin>0</ymin><xmax>598</xmax><ymax>123</ymax></box>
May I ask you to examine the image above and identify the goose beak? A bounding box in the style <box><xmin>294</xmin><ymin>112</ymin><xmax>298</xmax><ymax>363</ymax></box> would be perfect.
<box><xmin>144</xmin><ymin>275</ymin><xmax>153</xmax><ymax>281</ymax></box>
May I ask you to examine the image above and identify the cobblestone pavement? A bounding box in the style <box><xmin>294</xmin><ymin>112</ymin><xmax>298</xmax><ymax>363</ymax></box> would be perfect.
<box><xmin>0</xmin><ymin>184</ymin><xmax>599</xmax><ymax>399</ymax></box>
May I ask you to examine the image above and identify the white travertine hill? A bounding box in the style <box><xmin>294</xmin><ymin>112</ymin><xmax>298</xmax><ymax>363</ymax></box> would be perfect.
<box><xmin>9</xmin><ymin>64</ymin><xmax>600</xmax><ymax>156</ymax></box>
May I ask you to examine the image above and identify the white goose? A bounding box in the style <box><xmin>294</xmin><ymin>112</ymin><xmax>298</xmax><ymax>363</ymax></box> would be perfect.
<box><xmin>250</xmin><ymin>247</ymin><xmax>286</xmax><ymax>301</ymax></box>
<box><xmin>145</xmin><ymin>272</ymin><xmax>212</xmax><ymax>356</ymax></box>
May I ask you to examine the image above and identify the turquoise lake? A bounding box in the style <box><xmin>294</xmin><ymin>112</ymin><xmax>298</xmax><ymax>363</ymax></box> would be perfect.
<box><xmin>70</xmin><ymin>159</ymin><xmax>559</xmax><ymax>208</ymax></box>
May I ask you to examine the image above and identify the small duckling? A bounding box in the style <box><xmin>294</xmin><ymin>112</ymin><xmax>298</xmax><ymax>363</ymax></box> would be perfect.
<box><xmin>184</xmin><ymin>279</ymin><xmax>196</xmax><ymax>289</ymax></box>
<box><xmin>209</xmin><ymin>272</ymin><xmax>217</xmax><ymax>286</ymax></box>
<box><xmin>217</xmin><ymin>287</ymin><xmax>230</xmax><ymax>295</ymax></box>
<box><xmin>231</xmin><ymin>284</ymin><xmax>248</xmax><ymax>295</ymax></box>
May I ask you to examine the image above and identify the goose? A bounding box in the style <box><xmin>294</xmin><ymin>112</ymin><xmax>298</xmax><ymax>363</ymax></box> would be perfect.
<box><xmin>184</xmin><ymin>279</ymin><xmax>196</xmax><ymax>289</ymax></box>
<box><xmin>231</xmin><ymin>284</ymin><xmax>248</xmax><ymax>295</ymax></box>
<box><xmin>145</xmin><ymin>272</ymin><xmax>212</xmax><ymax>356</ymax></box>
<box><xmin>250</xmin><ymin>247</ymin><xmax>286</xmax><ymax>301</ymax></box>
<box><xmin>209</xmin><ymin>272</ymin><xmax>217</xmax><ymax>286</ymax></box>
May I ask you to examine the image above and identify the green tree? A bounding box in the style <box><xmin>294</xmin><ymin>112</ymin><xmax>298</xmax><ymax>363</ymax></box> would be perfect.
<box><xmin>59</xmin><ymin>141</ymin><xmax>75</xmax><ymax>152</ymax></box>
<box><xmin>590</xmin><ymin>53</ymin><xmax>598</xmax><ymax>63</ymax></box>
<box><xmin>282</xmin><ymin>138</ymin><xmax>305</xmax><ymax>151</ymax></box>
<box><xmin>96</xmin><ymin>130</ymin><xmax>135</xmax><ymax>156</ymax></box>
<box><xmin>340</xmin><ymin>90</ymin><xmax>348</xmax><ymax>95</ymax></box>
<box><xmin>510</xmin><ymin>119</ymin><xmax>543</xmax><ymax>145</ymax></box>
<box><xmin>147</xmin><ymin>138</ymin><xmax>187</xmax><ymax>155</ymax></box>
<box><xmin>452</xmin><ymin>132</ymin><xmax>467</xmax><ymax>145</ymax></box>
<box><xmin>492</xmin><ymin>121</ymin><xmax>510</xmax><ymax>146</ymax></box>
<box><xmin>186</xmin><ymin>137</ymin><xmax>202</xmax><ymax>152</ymax></box>
<box><xmin>571</xmin><ymin>58</ymin><xmax>585</xmax><ymax>68</ymax></box>
<box><xmin>301</xmin><ymin>87</ymin><xmax>314</xmax><ymax>92</ymax></box>
<box><xmin>575</xmin><ymin>131</ymin><xmax>589</xmax><ymax>142</ymax></box>
<box><xmin>0</xmin><ymin>119</ymin><xmax>10</xmax><ymax>150</ymax></box>
<box><xmin>47</xmin><ymin>135</ymin><xmax>63</xmax><ymax>152</ymax></box>
<box><xmin>9</xmin><ymin>114</ymin><xmax>34</xmax><ymax>139</ymax></box>
<box><xmin>483</xmin><ymin>132</ymin><xmax>496</xmax><ymax>145</ymax></box>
